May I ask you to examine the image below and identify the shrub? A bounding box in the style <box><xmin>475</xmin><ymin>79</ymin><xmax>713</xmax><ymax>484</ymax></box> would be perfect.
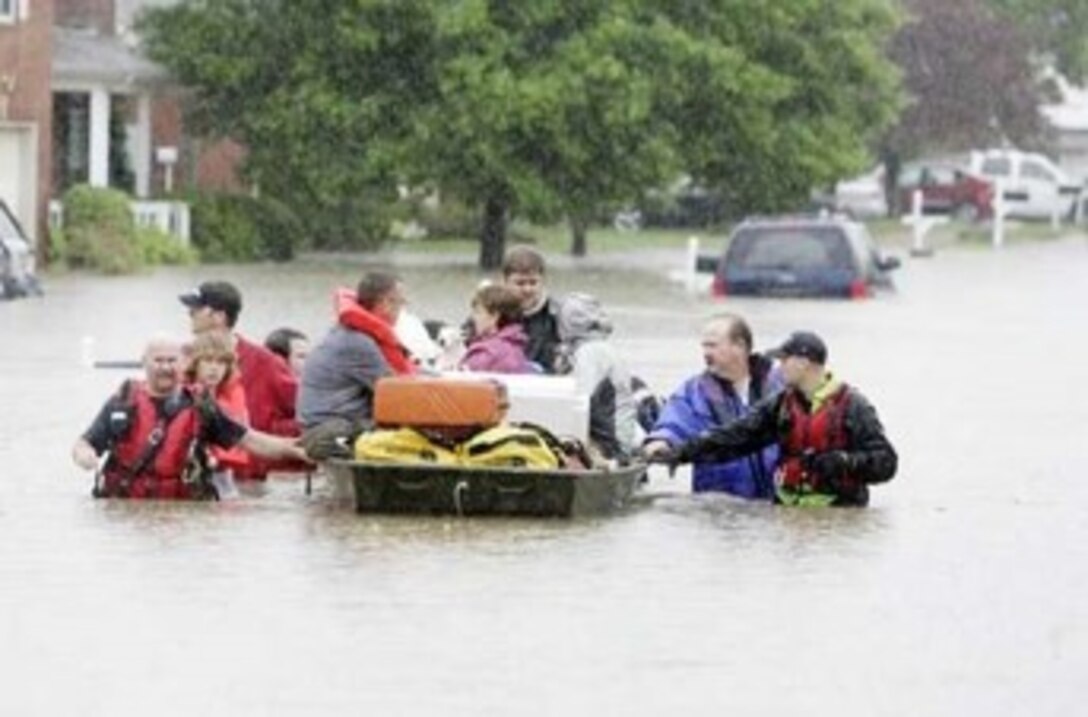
<box><xmin>137</xmin><ymin>226</ymin><xmax>199</xmax><ymax>265</ymax></box>
<box><xmin>299</xmin><ymin>195</ymin><xmax>392</xmax><ymax>251</ymax></box>
<box><xmin>47</xmin><ymin>228</ymin><xmax>70</xmax><ymax>269</ymax></box>
<box><xmin>189</xmin><ymin>193</ymin><xmax>304</xmax><ymax>262</ymax></box>
<box><xmin>62</xmin><ymin>185</ymin><xmax>143</xmax><ymax>274</ymax></box>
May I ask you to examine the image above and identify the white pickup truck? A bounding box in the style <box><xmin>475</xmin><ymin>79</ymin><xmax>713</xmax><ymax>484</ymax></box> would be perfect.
<box><xmin>969</xmin><ymin>149</ymin><xmax>1083</xmax><ymax>221</ymax></box>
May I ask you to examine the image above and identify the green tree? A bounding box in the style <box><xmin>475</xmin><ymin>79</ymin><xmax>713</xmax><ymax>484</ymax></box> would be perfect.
<box><xmin>142</xmin><ymin>0</ymin><xmax>903</xmax><ymax>268</ymax></box>
<box><xmin>414</xmin><ymin>0</ymin><xmax>902</xmax><ymax>265</ymax></box>
<box><xmin>407</xmin><ymin>1</ymin><xmax>685</xmax><ymax>263</ymax></box>
<box><xmin>140</xmin><ymin>0</ymin><xmax>439</xmax><ymax>250</ymax></box>
<box><xmin>989</xmin><ymin>0</ymin><xmax>1088</xmax><ymax>82</ymax></box>
<box><xmin>650</xmin><ymin>0</ymin><xmax>902</xmax><ymax>215</ymax></box>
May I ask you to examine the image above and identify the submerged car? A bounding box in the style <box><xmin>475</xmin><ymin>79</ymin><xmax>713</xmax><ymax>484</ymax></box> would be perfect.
<box><xmin>0</xmin><ymin>200</ymin><xmax>42</xmax><ymax>300</ymax></box>
<box><xmin>712</xmin><ymin>215</ymin><xmax>900</xmax><ymax>299</ymax></box>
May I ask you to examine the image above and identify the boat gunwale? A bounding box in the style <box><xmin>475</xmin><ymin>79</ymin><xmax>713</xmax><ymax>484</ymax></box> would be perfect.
<box><xmin>324</xmin><ymin>458</ymin><xmax>647</xmax><ymax>480</ymax></box>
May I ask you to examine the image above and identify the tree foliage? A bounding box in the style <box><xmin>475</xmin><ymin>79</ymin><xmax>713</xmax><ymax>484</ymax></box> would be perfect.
<box><xmin>989</xmin><ymin>0</ymin><xmax>1088</xmax><ymax>83</ymax></box>
<box><xmin>141</xmin><ymin>0</ymin><xmax>903</xmax><ymax>267</ymax></box>
<box><xmin>887</xmin><ymin>0</ymin><xmax>1046</xmax><ymax>160</ymax></box>
<box><xmin>140</xmin><ymin>0</ymin><xmax>437</xmax><ymax>249</ymax></box>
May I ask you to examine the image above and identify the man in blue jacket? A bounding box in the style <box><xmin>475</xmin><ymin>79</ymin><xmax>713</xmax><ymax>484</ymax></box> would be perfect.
<box><xmin>642</xmin><ymin>313</ymin><xmax>783</xmax><ymax>498</ymax></box>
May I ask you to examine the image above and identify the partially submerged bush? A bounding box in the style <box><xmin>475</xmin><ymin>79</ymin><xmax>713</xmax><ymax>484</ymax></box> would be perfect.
<box><xmin>189</xmin><ymin>193</ymin><xmax>304</xmax><ymax>262</ymax></box>
<box><xmin>137</xmin><ymin>226</ymin><xmax>199</xmax><ymax>265</ymax></box>
<box><xmin>63</xmin><ymin>185</ymin><xmax>142</xmax><ymax>274</ymax></box>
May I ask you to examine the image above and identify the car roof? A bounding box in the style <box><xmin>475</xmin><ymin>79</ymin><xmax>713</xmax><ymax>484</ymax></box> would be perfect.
<box><xmin>734</xmin><ymin>214</ymin><xmax>860</xmax><ymax>232</ymax></box>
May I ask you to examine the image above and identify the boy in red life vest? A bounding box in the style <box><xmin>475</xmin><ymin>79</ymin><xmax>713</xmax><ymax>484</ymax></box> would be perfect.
<box><xmin>179</xmin><ymin>281</ymin><xmax>301</xmax><ymax>479</ymax></box>
<box><xmin>647</xmin><ymin>331</ymin><xmax>897</xmax><ymax>507</ymax></box>
<box><xmin>72</xmin><ymin>337</ymin><xmax>309</xmax><ymax>500</ymax></box>
<box><xmin>184</xmin><ymin>331</ymin><xmax>249</xmax><ymax>499</ymax></box>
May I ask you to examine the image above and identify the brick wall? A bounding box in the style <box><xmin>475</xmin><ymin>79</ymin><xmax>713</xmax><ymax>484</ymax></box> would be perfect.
<box><xmin>152</xmin><ymin>93</ymin><xmax>244</xmax><ymax>195</ymax></box>
<box><xmin>0</xmin><ymin>0</ymin><xmax>55</xmax><ymax>248</ymax></box>
<box><xmin>55</xmin><ymin>0</ymin><xmax>113</xmax><ymax>33</ymax></box>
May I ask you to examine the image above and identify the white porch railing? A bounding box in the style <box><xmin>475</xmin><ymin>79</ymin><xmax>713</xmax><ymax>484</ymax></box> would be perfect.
<box><xmin>131</xmin><ymin>201</ymin><xmax>191</xmax><ymax>244</ymax></box>
<box><xmin>48</xmin><ymin>199</ymin><xmax>191</xmax><ymax>245</ymax></box>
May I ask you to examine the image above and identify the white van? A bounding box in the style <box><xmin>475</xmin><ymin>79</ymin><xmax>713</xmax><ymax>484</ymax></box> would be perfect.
<box><xmin>968</xmin><ymin>149</ymin><xmax>1082</xmax><ymax>220</ymax></box>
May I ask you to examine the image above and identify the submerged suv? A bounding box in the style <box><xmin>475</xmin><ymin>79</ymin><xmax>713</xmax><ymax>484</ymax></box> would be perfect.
<box><xmin>712</xmin><ymin>215</ymin><xmax>900</xmax><ymax>299</ymax></box>
<box><xmin>0</xmin><ymin>200</ymin><xmax>43</xmax><ymax>300</ymax></box>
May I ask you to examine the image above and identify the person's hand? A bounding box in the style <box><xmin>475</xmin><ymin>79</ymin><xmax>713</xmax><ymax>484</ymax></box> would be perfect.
<box><xmin>641</xmin><ymin>440</ymin><xmax>673</xmax><ymax>461</ymax></box>
<box><xmin>285</xmin><ymin>439</ymin><xmax>315</xmax><ymax>465</ymax></box>
<box><xmin>641</xmin><ymin>440</ymin><xmax>691</xmax><ymax>478</ymax></box>
<box><xmin>808</xmin><ymin>450</ymin><xmax>853</xmax><ymax>491</ymax></box>
<box><xmin>72</xmin><ymin>441</ymin><xmax>100</xmax><ymax>471</ymax></box>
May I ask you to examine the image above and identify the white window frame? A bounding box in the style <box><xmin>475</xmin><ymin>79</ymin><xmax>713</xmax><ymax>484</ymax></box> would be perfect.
<box><xmin>0</xmin><ymin>0</ymin><xmax>18</xmax><ymax>25</ymax></box>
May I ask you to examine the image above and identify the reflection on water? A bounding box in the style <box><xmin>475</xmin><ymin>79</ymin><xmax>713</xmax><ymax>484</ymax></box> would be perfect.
<box><xmin>2</xmin><ymin>239</ymin><xmax>1088</xmax><ymax>715</ymax></box>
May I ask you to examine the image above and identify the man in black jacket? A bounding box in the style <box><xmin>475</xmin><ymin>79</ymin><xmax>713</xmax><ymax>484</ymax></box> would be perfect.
<box><xmin>501</xmin><ymin>245</ymin><xmax>562</xmax><ymax>373</ymax></box>
<box><xmin>647</xmin><ymin>331</ymin><xmax>897</xmax><ymax>507</ymax></box>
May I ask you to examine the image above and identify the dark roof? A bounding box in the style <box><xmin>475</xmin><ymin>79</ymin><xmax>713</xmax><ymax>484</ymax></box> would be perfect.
<box><xmin>52</xmin><ymin>28</ymin><xmax>169</xmax><ymax>88</ymax></box>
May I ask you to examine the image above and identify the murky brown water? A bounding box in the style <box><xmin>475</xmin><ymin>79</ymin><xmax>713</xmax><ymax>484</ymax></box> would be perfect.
<box><xmin>2</xmin><ymin>238</ymin><xmax>1087</xmax><ymax>715</ymax></box>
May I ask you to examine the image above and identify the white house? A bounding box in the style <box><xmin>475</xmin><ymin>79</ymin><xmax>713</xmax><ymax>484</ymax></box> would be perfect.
<box><xmin>1043</xmin><ymin>78</ymin><xmax>1088</xmax><ymax>185</ymax></box>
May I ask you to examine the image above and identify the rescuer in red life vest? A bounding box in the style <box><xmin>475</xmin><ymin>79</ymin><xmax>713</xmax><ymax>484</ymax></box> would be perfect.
<box><xmin>646</xmin><ymin>331</ymin><xmax>897</xmax><ymax>507</ymax></box>
<box><xmin>71</xmin><ymin>337</ymin><xmax>309</xmax><ymax>500</ymax></box>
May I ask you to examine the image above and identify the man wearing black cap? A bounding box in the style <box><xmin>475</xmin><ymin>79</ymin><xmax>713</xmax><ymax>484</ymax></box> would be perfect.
<box><xmin>647</xmin><ymin>331</ymin><xmax>897</xmax><ymax>507</ymax></box>
<box><xmin>179</xmin><ymin>281</ymin><xmax>301</xmax><ymax>479</ymax></box>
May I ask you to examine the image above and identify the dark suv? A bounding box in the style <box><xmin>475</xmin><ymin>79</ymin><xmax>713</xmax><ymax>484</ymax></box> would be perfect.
<box><xmin>712</xmin><ymin>216</ymin><xmax>900</xmax><ymax>299</ymax></box>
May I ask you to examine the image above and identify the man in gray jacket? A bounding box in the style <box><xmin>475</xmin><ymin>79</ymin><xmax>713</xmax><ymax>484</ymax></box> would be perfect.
<box><xmin>298</xmin><ymin>271</ymin><xmax>407</xmax><ymax>457</ymax></box>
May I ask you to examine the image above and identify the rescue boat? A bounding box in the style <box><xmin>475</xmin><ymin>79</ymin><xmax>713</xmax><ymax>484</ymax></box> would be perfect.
<box><xmin>324</xmin><ymin>374</ymin><xmax>645</xmax><ymax>517</ymax></box>
<box><xmin>325</xmin><ymin>459</ymin><xmax>645</xmax><ymax>517</ymax></box>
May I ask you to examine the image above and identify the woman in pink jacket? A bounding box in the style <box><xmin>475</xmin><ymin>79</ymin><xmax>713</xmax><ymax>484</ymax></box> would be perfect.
<box><xmin>459</xmin><ymin>284</ymin><xmax>536</xmax><ymax>374</ymax></box>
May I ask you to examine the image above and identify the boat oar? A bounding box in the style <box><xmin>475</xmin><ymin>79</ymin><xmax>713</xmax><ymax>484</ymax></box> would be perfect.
<box><xmin>92</xmin><ymin>360</ymin><xmax>142</xmax><ymax>370</ymax></box>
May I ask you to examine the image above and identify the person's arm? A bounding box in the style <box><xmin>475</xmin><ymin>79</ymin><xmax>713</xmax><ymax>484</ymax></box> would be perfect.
<box><xmin>645</xmin><ymin>380</ymin><xmax>704</xmax><ymax>447</ymax></box>
<box><xmin>72</xmin><ymin>396</ymin><xmax>120</xmax><ymax>470</ymax></box>
<box><xmin>239</xmin><ymin>429</ymin><xmax>311</xmax><ymax>464</ymax></box>
<box><xmin>201</xmin><ymin>399</ymin><xmax>310</xmax><ymax>464</ymax></box>
<box><xmin>843</xmin><ymin>391</ymin><xmax>897</xmax><ymax>484</ymax></box>
<box><xmin>72</xmin><ymin>438</ymin><xmax>100</xmax><ymax>471</ymax></box>
<box><xmin>348</xmin><ymin>334</ymin><xmax>392</xmax><ymax>387</ymax></box>
<box><xmin>679</xmin><ymin>393</ymin><xmax>784</xmax><ymax>464</ymax></box>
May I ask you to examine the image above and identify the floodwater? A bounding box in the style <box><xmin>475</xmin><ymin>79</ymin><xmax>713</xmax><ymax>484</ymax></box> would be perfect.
<box><xmin>1</xmin><ymin>238</ymin><xmax>1087</xmax><ymax>715</ymax></box>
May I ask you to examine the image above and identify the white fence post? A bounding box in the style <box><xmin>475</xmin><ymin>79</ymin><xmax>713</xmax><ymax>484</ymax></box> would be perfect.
<box><xmin>910</xmin><ymin>190</ymin><xmax>926</xmax><ymax>255</ymax></box>
<box><xmin>685</xmin><ymin>235</ymin><xmax>699</xmax><ymax>294</ymax></box>
<box><xmin>992</xmin><ymin>179</ymin><xmax>1006</xmax><ymax>249</ymax></box>
<box><xmin>903</xmin><ymin>189</ymin><xmax>943</xmax><ymax>258</ymax></box>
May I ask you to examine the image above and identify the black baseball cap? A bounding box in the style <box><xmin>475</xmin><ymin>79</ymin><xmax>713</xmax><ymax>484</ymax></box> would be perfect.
<box><xmin>769</xmin><ymin>331</ymin><xmax>828</xmax><ymax>364</ymax></box>
<box><xmin>178</xmin><ymin>281</ymin><xmax>242</xmax><ymax>325</ymax></box>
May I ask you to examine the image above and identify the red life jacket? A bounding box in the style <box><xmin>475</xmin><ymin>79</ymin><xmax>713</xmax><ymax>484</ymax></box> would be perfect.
<box><xmin>100</xmin><ymin>382</ymin><xmax>204</xmax><ymax>500</ymax></box>
<box><xmin>334</xmin><ymin>288</ymin><xmax>417</xmax><ymax>375</ymax></box>
<box><xmin>208</xmin><ymin>376</ymin><xmax>250</xmax><ymax>473</ymax></box>
<box><xmin>774</xmin><ymin>385</ymin><xmax>855</xmax><ymax>495</ymax></box>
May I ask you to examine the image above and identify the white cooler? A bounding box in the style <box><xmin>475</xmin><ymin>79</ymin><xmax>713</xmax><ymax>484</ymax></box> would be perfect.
<box><xmin>440</xmin><ymin>372</ymin><xmax>590</xmax><ymax>442</ymax></box>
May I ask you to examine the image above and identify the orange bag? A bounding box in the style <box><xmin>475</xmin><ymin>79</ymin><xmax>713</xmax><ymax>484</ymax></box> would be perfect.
<box><xmin>373</xmin><ymin>377</ymin><xmax>507</xmax><ymax>430</ymax></box>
